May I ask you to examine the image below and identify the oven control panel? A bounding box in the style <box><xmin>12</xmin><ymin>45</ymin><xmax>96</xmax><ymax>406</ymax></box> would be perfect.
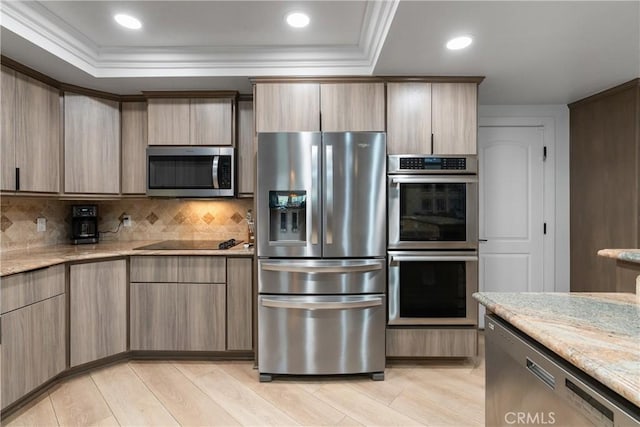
<box><xmin>388</xmin><ymin>155</ymin><xmax>477</xmax><ymax>174</ymax></box>
<box><xmin>399</xmin><ymin>157</ymin><xmax>466</xmax><ymax>170</ymax></box>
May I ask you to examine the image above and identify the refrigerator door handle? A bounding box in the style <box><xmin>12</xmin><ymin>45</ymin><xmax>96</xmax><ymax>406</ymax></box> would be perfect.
<box><xmin>311</xmin><ymin>144</ymin><xmax>319</xmax><ymax>245</ymax></box>
<box><xmin>261</xmin><ymin>297</ymin><xmax>382</xmax><ymax>310</ymax></box>
<box><xmin>325</xmin><ymin>144</ymin><xmax>333</xmax><ymax>245</ymax></box>
<box><xmin>261</xmin><ymin>262</ymin><xmax>382</xmax><ymax>274</ymax></box>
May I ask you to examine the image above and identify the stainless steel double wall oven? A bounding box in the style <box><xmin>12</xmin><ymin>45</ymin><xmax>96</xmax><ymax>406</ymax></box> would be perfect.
<box><xmin>257</xmin><ymin>132</ymin><xmax>387</xmax><ymax>381</ymax></box>
<box><xmin>387</xmin><ymin>155</ymin><xmax>479</xmax><ymax>326</ymax></box>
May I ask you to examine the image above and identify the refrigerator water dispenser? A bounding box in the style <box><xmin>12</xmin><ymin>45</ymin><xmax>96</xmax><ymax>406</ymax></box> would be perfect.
<box><xmin>269</xmin><ymin>191</ymin><xmax>307</xmax><ymax>242</ymax></box>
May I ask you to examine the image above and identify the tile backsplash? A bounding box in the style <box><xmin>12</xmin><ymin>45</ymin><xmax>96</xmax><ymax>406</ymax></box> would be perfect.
<box><xmin>0</xmin><ymin>197</ymin><xmax>254</xmax><ymax>252</ymax></box>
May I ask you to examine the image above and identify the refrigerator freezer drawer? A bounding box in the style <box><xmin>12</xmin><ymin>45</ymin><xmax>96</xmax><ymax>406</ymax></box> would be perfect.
<box><xmin>258</xmin><ymin>258</ymin><xmax>386</xmax><ymax>294</ymax></box>
<box><xmin>258</xmin><ymin>294</ymin><xmax>386</xmax><ymax>375</ymax></box>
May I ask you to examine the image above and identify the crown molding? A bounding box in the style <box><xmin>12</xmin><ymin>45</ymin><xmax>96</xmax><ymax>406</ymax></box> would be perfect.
<box><xmin>1</xmin><ymin>0</ymin><xmax>400</xmax><ymax>78</ymax></box>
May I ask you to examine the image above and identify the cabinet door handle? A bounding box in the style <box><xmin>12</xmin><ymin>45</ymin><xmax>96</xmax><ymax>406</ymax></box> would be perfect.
<box><xmin>431</xmin><ymin>133</ymin><xmax>434</xmax><ymax>154</ymax></box>
<box><xmin>15</xmin><ymin>167</ymin><xmax>20</xmax><ymax>191</ymax></box>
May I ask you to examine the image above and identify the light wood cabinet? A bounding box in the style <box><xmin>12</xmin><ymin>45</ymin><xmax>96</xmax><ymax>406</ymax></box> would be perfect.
<box><xmin>1</xmin><ymin>265</ymin><xmax>65</xmax><ymax>314</ymax></box>
<box><xmin>237</xmin><ymin>99</ymin><xmax>255</xmax><ymax>195</ymax></box>
<box><xmin>70</xmin><ymin>259</ymin><xmax>127</xmax><ymax>367</ymax></box>
<box><xmin>320</xmin><ymin>83</ymin><xmax>385</xmax><ymax>131</ymax></box>
<box><xmin>386</xmin><ymin>82</ymin><xmax>432</xmax><ymax>155</ymax></box>
<box><xmin>386</xmin><ymin>82</ymin><xmax>478</xmax><ymax>155</ymax></box>
<box><xmin>121</xmin><ymin>102</ymin><xmax>147</xmax><ymax>194</ymax></box>
<box><xmin>130</xmin><ymin>256</ymin><xmax>228</xmax><ymax>351</ymax></box>
<box><xmin>0</xmin><ymin>69</ymin><xmax>61</xmax><ymax>192</ymax></box>
<box><xmin>255</xmin><ymin>83</ymin><xmax>320</xmax><ymax>132</ymax></box>
<box><xmin>1</xmin><ymin>66</ymin><xmax>16</xmax><ymax>191</ymax></box>
<box><xmin>386</xmin><ymin>328</ymin><xmax>477</xmax><ymax>357</ymax></box>
<box><xmin>226</xmin><ymin>258</ymin><xmax>253</xmax><ymax>350</ymax></box>
<box><xmin>432</xmin><ymin>83</ymin><xmax>477</xmax><ymax>154</ymax></box>
<box><xmin>64</xmin><ymin>93</ymin><xmax>120</xmax><ymax>194</ymax></box>
<box><xmin>1</xmin><ymin>294</ymin><xmax>66</xmax><ymax>409</ymax></box>
<box><xmin>147</xmin><ymin>98</ymin><xmax>189</xmax><ymax>145</ymax></box>
<box><xmin>254</xmin><ymin>81</ymin><xmax>386</xmax><ymax>133</ymax></box>
<box><xmin>147</xmin><ymin>97</ymin><xmax>234</xmax><ymax>146</ymax></box>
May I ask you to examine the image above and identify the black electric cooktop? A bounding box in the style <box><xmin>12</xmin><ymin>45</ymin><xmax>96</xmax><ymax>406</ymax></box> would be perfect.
<box><xmin>133</xmin><ymin>239</ymin><xmax>242</xmax><ymax>250</ymax></box>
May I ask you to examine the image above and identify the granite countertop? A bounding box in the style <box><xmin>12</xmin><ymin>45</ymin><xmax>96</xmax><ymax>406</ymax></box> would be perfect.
<box><xmin>474</xmin><ymin>292</ymin><xmax>640</xmax><ymax>407</ymax></box>
<box><xmin>598</xmin><ymin>248</ymin><xmax>640</xmax><ymax>265</ymax></box>
<box><xmin>0</xmin><ymin>241</ymin><xmax>254</xmax><ymax>276</ymax></box>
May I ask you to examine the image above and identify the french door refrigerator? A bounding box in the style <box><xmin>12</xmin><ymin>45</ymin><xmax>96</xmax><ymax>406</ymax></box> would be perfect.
<box><xmin>257</xmin><ymin>132</ymin><xmax>386</xmax><ymax>381</ymax></box>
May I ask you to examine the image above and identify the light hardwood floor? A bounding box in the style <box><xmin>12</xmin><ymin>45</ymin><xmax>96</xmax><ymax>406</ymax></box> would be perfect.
<box><xmin>3</xmin><ymin>341</ymin><xmax>485</xmax><ymax>426</ymax></box>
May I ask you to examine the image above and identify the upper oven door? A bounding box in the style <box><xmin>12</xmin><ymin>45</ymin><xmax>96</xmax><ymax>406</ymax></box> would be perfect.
<box><xmin>388</xmin><ymin>175</ymin><xmax>478</xmax><ymax>250</ymax></box>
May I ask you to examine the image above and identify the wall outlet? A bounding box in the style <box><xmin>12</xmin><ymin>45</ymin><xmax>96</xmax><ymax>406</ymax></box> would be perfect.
<box><xmin>123</xmin><ymin>215</ymin><xmax>132</xmax><ymax>227</ymax></box>
<box><xmin>36</xmin><ymin>217</ymin><xmax>46</xmax><ymax>232</ymax></box>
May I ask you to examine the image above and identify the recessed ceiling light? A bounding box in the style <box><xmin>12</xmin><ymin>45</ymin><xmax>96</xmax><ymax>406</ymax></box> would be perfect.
<box><xmin>286</xmin><ymin>12</ymin><xmax>310</xmax><ymax>28</ymax></box>
<box><xmin>446</xmin><ymin>36</ymin><xmax>473</xmax><ymax>50</ymax></box>
<box><xmin>114</xmin><ymin>13</ymin><xmax>142</xmax><ymax>30</ymax></box>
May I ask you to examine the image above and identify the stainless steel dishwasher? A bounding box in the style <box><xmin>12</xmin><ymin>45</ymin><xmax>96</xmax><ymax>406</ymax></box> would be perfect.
<box><xmin>485</xmin><ymin>314</ymin><xmax>640</xmax><ymax>427</ymax></box>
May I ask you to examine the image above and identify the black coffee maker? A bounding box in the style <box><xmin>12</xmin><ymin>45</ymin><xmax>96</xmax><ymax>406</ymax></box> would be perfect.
<box><xmin>71</xmin><ymin>205</ymin><xmax>99</xmax><ymax>244</ymax></box>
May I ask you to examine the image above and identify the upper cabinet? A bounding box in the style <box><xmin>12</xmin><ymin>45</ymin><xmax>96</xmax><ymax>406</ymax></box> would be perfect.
<box><xmin>254</xmin><ymin>81</ymin><xmax>385</xmax><ymax>132</ymax></box>
<box><xmin>255</xmin><ymin>83</ymin><xmax>320</xmax><ymax>132</ymax></box>
<box><xmin>320</xmin><ymin>83</ymin><xmax>385</xmax><ymax>131</ymax></box>
<box><xmin>237</xmin><ymin>99</ymin><xmax>255</xmax><ymax>196</ymax></box>
<box><xmin>147</xmin><ymin>96</ymin><xmax>235</xmax><ymax>146</ymax></box>
<box><xmin>121</xmin><ymin>101</ymin><xmax>148</xmax><ymax>194</ymax></box>
<box><xmin>64</xmin><ymin>93</ymin><xmax>120</xmax><ymax>194</ymax></box>
<box><xmin>1</xmin><ymin>66</ymin><xmax>61</xmax><ymax>193</ymax></box>
<box><xmin>387</xmin><ymin>81</ymin><xmax>479</xmax><ymax>155</ymax></box>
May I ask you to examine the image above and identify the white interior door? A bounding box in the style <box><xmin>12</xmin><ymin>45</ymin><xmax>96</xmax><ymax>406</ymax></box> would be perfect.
<box><xmin>478</xmin><ymin>126</ymin><xmax>544</xmax><ymax>327</ymax></box>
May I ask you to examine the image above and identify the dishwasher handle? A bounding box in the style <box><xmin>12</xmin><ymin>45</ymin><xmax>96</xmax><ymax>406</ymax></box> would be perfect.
<box><xmin>526</xmin><ymin>357</ymin><xmax>556</xmax><ymax>389</ymax></box>
<box><xmin>261</xmin><ymin>297</ymin><xmax>383</xmax><ymax>310</ymax></box>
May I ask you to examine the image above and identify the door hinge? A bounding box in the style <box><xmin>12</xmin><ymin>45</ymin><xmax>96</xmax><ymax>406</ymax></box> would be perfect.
<box><xmin>543</xmin><ymin>222</ymin><xmax>547</xmax><ymax>234</ymax></box>
<box><xmin>543</xmin><ymin>146</ymin><xmax>547</xmax><ymax>161</ymax></box>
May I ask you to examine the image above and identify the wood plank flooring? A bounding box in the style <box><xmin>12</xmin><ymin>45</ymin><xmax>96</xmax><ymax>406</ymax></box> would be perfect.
<box><xmin>3</xmin><ymin>342</ymin><xmax>485</xmax><ymax>426</ymax></box>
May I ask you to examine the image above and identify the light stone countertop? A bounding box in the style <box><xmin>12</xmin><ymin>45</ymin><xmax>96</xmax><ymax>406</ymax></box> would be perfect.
<box><xmin>598</xmin><ymin>249</ymin><xmax>640</xmax><ymax>265</ymax></box>
<box><xmin>0</xmin><ymin>241</ymin><xmax>254</xmax><ymax>276</ymax></box>
<box><xmin>474</xmin><ymin>292</ymin><xmax>640</xmax><ymax>408</ymax></box>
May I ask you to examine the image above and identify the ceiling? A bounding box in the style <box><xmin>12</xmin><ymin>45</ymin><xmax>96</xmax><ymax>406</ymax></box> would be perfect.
<box><xmin>1</xmin><ymin>1</ymin><xmax>638</xmax><ymax>104</ymax></box>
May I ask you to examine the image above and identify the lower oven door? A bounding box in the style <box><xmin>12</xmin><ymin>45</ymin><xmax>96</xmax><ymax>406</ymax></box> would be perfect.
<box><xmin>258</xmin><ymin>294</ymin><xmax>386</xmax><ymax>375</ymax></box>
<box><xmin>388</xmin><ymin>251</ymin><xmax>478</xmax><ymax>325</ymax></box>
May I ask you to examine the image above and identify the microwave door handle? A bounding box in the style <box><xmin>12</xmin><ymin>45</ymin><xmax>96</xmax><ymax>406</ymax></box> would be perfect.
<box><xmin>212</xmin><ymin>155</ymin><xmax>220</xmax><ymax>189</ymax></box>
<box><xmin>390</xmin><ymin>255</ymin><xmax>478</xmax><ymax>262</ymax></box>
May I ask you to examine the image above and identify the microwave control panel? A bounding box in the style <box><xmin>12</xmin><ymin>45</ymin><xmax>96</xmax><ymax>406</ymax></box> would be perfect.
<box><xmin>399</xmin><ymin>157</ymin><xmax>466</xmax><ymax>170</ymax></box>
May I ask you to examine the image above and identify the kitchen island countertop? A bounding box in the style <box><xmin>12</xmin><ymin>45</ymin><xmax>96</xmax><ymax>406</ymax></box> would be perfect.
<box><xmin>1</xmin><ymin>241</ymin><xmax>254</xmax><ymax>276</ymax></box>
<box><xmin>598</xmin><ymin>248</ymin><xmax>640</xmax><ymax>265</ymax></box>
<box><xmin>474</xmin><ymin>292</ymin><xmax>640</xmax><ymax>407</ymax></box>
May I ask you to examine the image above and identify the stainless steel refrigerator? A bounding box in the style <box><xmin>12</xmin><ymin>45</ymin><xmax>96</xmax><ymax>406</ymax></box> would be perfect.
<box><xmin>257</xmin><ymin>132</ymin><xmax>386</xmax><ymax>381</ymax></box>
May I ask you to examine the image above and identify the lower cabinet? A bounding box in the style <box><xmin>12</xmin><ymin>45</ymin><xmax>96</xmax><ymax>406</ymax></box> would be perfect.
<box><xmin>386</xmin><ymin>328</ymin><xmax>478</xmax><ymax>357</ymax></box>
<box><xmin>1</xmin><ymin>294</ymin><xmax>66</xmax><ymax>409</ymax></box>
<box><xmin>226</xmin><ymin>258</ymin><xmax>253</xmax><ymax>350</ymax></box>
<box><xmin>70</xmin><ymin>259</ymin><xmax>127</xmax><ymax>367</ymax></box>
<box><xmin>130</xmin><ymin>282</ymin><xmax>226</xmax><ymax>351</ymax></box>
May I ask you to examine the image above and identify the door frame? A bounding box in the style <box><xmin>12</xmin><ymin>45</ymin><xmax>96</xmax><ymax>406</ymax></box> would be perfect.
<box><xmin>478</xmin><ymin>114</ymin><xmax>558</xmax><ymax>293</ymax></box>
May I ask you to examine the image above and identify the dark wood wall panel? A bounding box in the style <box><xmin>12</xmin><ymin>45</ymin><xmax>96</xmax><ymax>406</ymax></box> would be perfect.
<box><xmin>569</xmin><ymin>80</ymin><xmax>639</xmax><ymax>292</ymax></box>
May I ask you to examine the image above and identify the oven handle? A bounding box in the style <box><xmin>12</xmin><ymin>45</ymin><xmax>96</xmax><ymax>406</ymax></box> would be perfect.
<box><xmin>390</xmin><ymin>176</ymin><xmax>478</xmax><ymax>185</ymax></box>
<box><xmin>261</xmin><ymin>262</ymin><xmax>382</xmax><ymax>273</ymax></box>
<box><xmin>390</xmin><ymin>255</ymin><xmax>478</xmax><ymax>262</ymax></box>
<box><xmin>261</xmin><ymin>297</ymin><xmax>382</xmax><ymax>310</ymax></box>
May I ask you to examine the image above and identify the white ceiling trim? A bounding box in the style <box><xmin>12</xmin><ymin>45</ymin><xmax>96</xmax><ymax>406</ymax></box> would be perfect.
<box><xmin>1</xmin><ymin>0</ymin><xmax>400</xmax><ymax>78</ymax></box>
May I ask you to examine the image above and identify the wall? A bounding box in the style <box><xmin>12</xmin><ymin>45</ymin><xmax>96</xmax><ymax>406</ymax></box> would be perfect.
<box><xmin>0</xmin><ymin>197</ymin><xmax>253</xmax><ymax>252</ymax></box>
<box><xmin>478</xmin><ymin>105</ymin><xmax>570</xmax><ymax>292</ymax></box>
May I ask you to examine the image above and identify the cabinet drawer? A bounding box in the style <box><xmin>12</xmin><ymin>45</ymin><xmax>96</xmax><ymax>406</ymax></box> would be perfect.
<box><xmin>130</xmin><ymin>256</ymin><xmax>179</xmax><ymax>282</ymax></box>
<box><xmin>178</xmin><ymin>256</ymin><xmax>225</xmax><ymax>283</ymax></box>
<box><xmin>386</xmin><ymin>328</ymin><xmax>478</xmax><ymax>357</ymax></box>
<box><xmin>1</xmin><ymin>265</ymin><xmax>65</xmax><ymax>314</ymax></box>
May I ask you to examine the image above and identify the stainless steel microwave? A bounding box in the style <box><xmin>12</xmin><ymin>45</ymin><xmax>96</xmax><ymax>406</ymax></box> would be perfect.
<box><xmin>146</xmin><ymin>146</ymin><xmax>234</xmax><ymax>197</ymax></box>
